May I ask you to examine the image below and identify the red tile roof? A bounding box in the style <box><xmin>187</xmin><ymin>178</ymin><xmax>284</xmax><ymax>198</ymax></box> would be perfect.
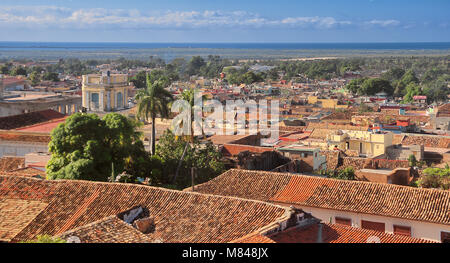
<box><xmin>194</xmin><ymin>169</ymin><xmax>450</xmax><ymax>225</ymax></box>
<box><xmin>0</xmin><ymin>157</ymin><xmax>25</xmax><ymax>172</ymax></box>
<box><xmin>57</xmin><ymin>216</ymin><xmax>152</xmax><ymax>243</ymax></box>
<box><xmin>15</xmin><ymin>118</ymin><xmax>67</xmax><ymax>133</ymax></box>
<box><xmin>0</xmin><ymin>199</ymin><xmax>48</xmax><ymax>242</ymax></box>
<box><xmin>238</xmin><ymin>223</ymin><xmax>435</xmax><ymax>243</ymax></box>
<box><xmin>0</xmin><ymin>110</ymin><xmax>64</xmax><ymax>130</ymax></box>
<box><xmin>0</xmin><ymin>131</ymin><xmax>51</xmax><ymax>143</ymax></box>
<box><xmin>0</xmin><ymin>175</ymin><xmax>290</xmax><ymax>243</ymax></box>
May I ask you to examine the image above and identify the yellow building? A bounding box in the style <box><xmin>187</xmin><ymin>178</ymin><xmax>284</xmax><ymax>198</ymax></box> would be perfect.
<box><xmin>308</xmin><ymin>96</ymin><xmax>348</xmax><ymax>109</ymax></box>
<box><xmin>328</xmin><ymin>130</ymin><xmax>393</xmax><ymax>157</ymax></box>
<box><xmin>82</xmin><ymin>72</ymin><xmax>132</xmax><ymax>112</ymax></box>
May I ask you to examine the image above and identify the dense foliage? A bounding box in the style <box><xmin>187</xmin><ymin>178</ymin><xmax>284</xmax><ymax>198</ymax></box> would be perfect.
<box><xmin>47</xmin><ymin>113</ymin><xmax>148</xmax><ymax>182</ymax></box>
<box><xmin>417</xmin><ymin>166</ymin><xmax>450</xmax><ymax>190</ymax></box>
<box><xmin>155</xmin><ymin>130</ymin><xmax>225</xmax><ymax>189</ymax></box>
<box><xmin>1</xmin><ymin>55</ymin><xmax>448</xmax><ymax>103</ymax></box>
<box><xmin>22</xmin><ymin>235</ymin><xmax>67</xmax><ymax>243</ymax></box>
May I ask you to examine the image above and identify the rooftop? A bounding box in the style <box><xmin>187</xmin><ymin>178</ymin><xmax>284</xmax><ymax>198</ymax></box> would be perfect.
<box><xmin>0</xmin><ymin>175</ymin><xmax>290</xmax><ymax>243</ymax></box>
<box><xmin>238</xmin><ymin>223</ymin><xmax>435</xmax><ymax>243</ymax></box>
<box><xmin>0</xmin><ymin>110</ymin><xmax>64</xmax><ymax>130</ymax></box>
<box><xmin>193</xmin><ymin>169</ymin><xmax>450</xmax><ymax>225</ymax></box>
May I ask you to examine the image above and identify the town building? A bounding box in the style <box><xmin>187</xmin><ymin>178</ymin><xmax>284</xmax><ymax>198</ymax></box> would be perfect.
<box><xmin>82</xmin><ymin>71</ymin><xmax>133</xmax><ymax>112</ymax></box>
<box><xmin>0</xmin><ymin>175</ymin><xmax>300</xmax><ymax>243</ymax></box>
<box><xmin>193</xmin><ymin>169</ymin><xmax>450</xmax><ymax>243</ymax></box>
<box><xmin>327</xmin><ymin>130</ymin><xmax>393</xmax><ymax>157</ymax></box>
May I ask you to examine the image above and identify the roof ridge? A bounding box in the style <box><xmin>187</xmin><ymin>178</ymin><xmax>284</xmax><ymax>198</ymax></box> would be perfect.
<box><xmin>228</xmin><ymin>169</ymin><xmax>449</xmax><ymax>194</ymax></box>
<box><xmin>0</xmin><ymin>174</ymin><xmax>291</xmax><ymax>211</ymax></box>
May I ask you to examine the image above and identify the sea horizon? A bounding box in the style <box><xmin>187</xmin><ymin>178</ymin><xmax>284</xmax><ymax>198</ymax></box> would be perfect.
<box><xmin>1</xmin><ymin>41</ymin><xmax>450</xmax><ymax>51</ymax></box>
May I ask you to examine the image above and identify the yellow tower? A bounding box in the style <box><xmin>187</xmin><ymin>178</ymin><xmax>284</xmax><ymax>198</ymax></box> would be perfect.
<box><xmin>82</xmin><ymin>71</ymin><xmax>132</xmax><ymax>112</ymax></box>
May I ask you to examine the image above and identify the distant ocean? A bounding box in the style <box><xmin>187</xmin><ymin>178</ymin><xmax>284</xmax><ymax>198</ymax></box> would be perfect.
<box><xmin>1</xmin><ymin>42</ymin><xmax>450</xmax><ymax>51</ymax></box>
<box><xmin>1</xmin><ymin>42</ymin><xmax>449</xmax><ymax>61</ymax></box>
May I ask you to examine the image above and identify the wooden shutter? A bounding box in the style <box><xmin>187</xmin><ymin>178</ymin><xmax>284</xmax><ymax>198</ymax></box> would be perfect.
<box><xmin>361</xmin><ymin>220</ymin><xmax>385</xmax><ymax>232</ymax></box>
<box><xmin>335</xmin><ymin>217</ymin><xmax>352</xmax><ymax>226</ymax></box>
<box><xmin>442</xmin><ymin>232</ymin><xmax>450</xmax><ymax>243</ymax></box>
<box><xmin>393</xmin><ymin>225</ymin><xmax>411</xmax><ymax>237</ymax></box>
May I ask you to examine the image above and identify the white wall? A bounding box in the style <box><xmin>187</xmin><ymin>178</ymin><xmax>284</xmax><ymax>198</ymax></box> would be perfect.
<box><xmin>276</xmin><ymin>203</ymin><xmax>450</xmax><ymax>242</ymax></box>
<box><xmin>0</xmin><ymin>141</ymin><xmax>49</xmax><ymax>158</ymax></box>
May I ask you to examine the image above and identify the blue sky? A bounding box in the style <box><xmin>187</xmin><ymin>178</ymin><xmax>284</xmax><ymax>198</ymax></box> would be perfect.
<box><xmin>0</xmin><ymin>0</ymin><xmax>449</xmax><ymax>42</ymax></box>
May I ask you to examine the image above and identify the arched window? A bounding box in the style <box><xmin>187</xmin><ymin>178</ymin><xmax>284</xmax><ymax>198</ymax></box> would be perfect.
<box><xmin>116</xmin><ymin>92</ymin><xmax>123</xmax><ymax>109</ymax></box>
<box><xmin>91</xmin><ymin>93</ymin><xmax>99</xmax><ymax>109</ymax></box>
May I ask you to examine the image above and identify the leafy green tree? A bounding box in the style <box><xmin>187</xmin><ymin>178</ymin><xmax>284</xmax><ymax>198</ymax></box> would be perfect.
<box><xmin>361</xmin><ymin>78</ymin><xmax>394</xmax><ymax>96</ymax></box>
<box><xmin>327</xmin><ymin>167</ymin><xmax>356</xmax><ymax>181</ymax></box>
<box><xmin>382</xmin><ymin>68</ymin><xmax>405</xmax><ymax>82</ymax></box>
<box><xmin>402</xmin><ymin>83</ymin><xmax>422</xmax><ymax>103</ymax></box>
<box><xmin>29</xmin><ymin>71</ymin><xmax>41</xmax><ymax>86</ymax></box>
<box><xmin>395</xmin><ymin>69</ymin><xmax>419</xmax><ymax>96</ymax></box>
<box><xmin>43</xmin><ymin>72</ymin><xmax>60</xmax><ymax>82</ymax></box>
<box><xmin>135</xmin><ymin>74</ymin><xmax>174</xmax><ymax>155</ymax></box>
<box><xmin>0</xmin><ymin>65</ymin><xmax>9</xmax><ymax>74</ymax></box>
<box><xmin>22</xmin><ymin>235</ymin><xmax>66</xmax><ymax>243</ymax></box>
<box><xmin>400</xmin><ymin>69</ymin><xmax>419</xmax><ymax>86</ymax></box>
<box><xmin>155</xmin><ymin>130</ymin><xmax>225</xmax><ymax>189</ymax></box>
<box><xmin>47</xmin><ymin>113</ymin><xmax>146</xmax><ymax>182</ymax></box>
<box><xmin>186</xmin><ymin>56</ymin><xmax>206</xmax><ymax>76</ymax></box>
<box><xmin>417</xmin><ymin>166</ymin><xmax>450</xmax><ymax>190</ymax></box>
<box><xmin>346</xmin><ymin>78</ymin><xmax>367</xmax><ymax>94</ymax></box>
<box><xmin>408</xmin><ymin>154</ymin><xmax>417</xmax><ymax>167</ymax></box>
<box><xmin>10</xmin><ymin>66</ymin><xmax>27</xmax><ymax>76</ymax></box>
<box><xmin>130</xmin><ymin>71</ymin><xmax>148</xmax><ymax>89</ymax></box>
<box><xmin>267</xmin><ymin>68</ymin><xmax>280</xmax><ymax>81</ymax></box>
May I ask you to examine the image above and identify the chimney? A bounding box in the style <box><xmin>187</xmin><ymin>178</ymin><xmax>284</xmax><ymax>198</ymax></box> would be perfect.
<box><xmin>317</xmin><ymin>223</ymin><xmax>323</xmax><ymax>243</ymax></box>
<box><xmin>133</xmin><ymin>217</ymin><xmax>155</xmax><ymax>234</ymax></box>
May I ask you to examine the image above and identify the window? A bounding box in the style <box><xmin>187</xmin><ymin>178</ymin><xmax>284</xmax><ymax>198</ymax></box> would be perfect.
<box><xmin>116</xmin><ymin>92</ymin><xmax>123</xmax><ymax>108</ymax></box>
<box><xmin>91</xmin><ymin>93</ymin><xmax>99</xmax><ymax>109</ymax></box>
<box><xmin>393</xmin><ymin>225</ymin><xmax>411</xmax><ymax>237</ymax></box>
<box><xmin>335</xmin><ymin>217</ymin><xmax>352</xmax><ymax>226</ymax></box>
<box><xmin>361</xmin><ymin>220</ymin><xmax>385</xmax><ymax>232</ymax></box>
<box><xmin>442</xmin><ymin>232</ymin><xmax>450</xmax><ymax>243</ymax></box>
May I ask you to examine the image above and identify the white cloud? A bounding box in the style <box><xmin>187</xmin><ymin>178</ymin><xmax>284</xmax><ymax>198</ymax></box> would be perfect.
<box><xmin>365</xmin><ymin>19</ymin><xmax>401</xmax><ymax>27</ymax></box>
<box><xmin>0</xmin><ymin>6</ymin><xmax>401</xmax><ymax>30</ymax></box>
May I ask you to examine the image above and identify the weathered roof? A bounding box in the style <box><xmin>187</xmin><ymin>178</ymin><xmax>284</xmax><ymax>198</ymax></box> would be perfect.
<box><xmin>238</xmin><ymin>223</ymin><xmax>435</xmax><ymax>243</ymax></box>
<box><xmin>0</xmin><ymin>175</ymin><xmax>290</xmax><ymax>243</ymax></box>
<box><xmin>0</xmin><ymin>199</ymin><xmax>48</xmax><ymax>242</ymax></box>
<box><xmin>0</xmin><ymin>157</ymin><xmax>25</xmax><ymax>172</ymax></box>
<box><xmin>0</xmin><ymin>110</ymin><xmax>64</xmax><ymax>130</ymax></box>
<box><xmin>194</xmin><ymin>169</ymin><xmax>450</xmax><ymax>225</ymax></box>
<box><xmin>0</xmin><ymin>131</ymin><xmax>51</xmax><ymax>143</ymax></box>
<box><xmin>58</xmin><ymin>216</ymin><xmax>152</xmax><ymax>243</ymax></box>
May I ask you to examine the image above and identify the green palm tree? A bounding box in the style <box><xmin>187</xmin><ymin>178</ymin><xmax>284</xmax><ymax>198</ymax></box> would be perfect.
<box><xmin>172</xmin><ymin>89</ymin><xmax>207</xmax><ymax>183</ymax></box>
<box><xmin>136</xmin><ymin>74</ymin><xmax>173</xmax><ymax>155</ymax></box>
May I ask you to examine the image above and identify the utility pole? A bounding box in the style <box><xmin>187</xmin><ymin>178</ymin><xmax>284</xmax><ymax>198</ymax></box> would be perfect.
<box><xmin>191</xmin><ymin>167</ymin><xmax>196</xmax><ymax>191</ymax></box>
<box><xmin>111</xmin><ymin>162</ymin><xmax>115</xmax><ymax>182</ymax></box>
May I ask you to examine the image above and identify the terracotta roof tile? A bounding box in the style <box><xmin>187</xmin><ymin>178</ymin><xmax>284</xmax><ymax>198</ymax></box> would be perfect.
<box><xmin>0</xmin><ymin>110</ymin><xmax>64</xmax><ymax>130</ymax></box>
<box><xmin>58</xmin><ymin>216</ymin><xmax>152</xmax><ymax>243</ymax></box>
<box><xmin>194</xmin><ymin>169</ymin><xmax>291</xmax><ymax>202</ymax></box>
<box><xmin>0</xmin><ymin>157</ymin><xmax>25</xmax><ymax>172</ymax></box>
<box><xmin>0</xmin><ymin>131</ymin><xmax>51</xmax><ymax>143</ymax></box>
<box><xmin>0</xmin><ymin>199</ymin><xmax>48</xmax><ymax>242</ymax></box>
<box><xmin>0</xmin><ymin>175</ymin><xmax>290</xmax><ymax>243</ymax></box>
<box><xmin>238</xmin><ymin>223</ymin><xmax>435</xmax><ymax>243</ymax></box>
<box><xmin>194</xmin><ymin>169</ymin><xmax>450</xmax><ymax>225</ymax></box>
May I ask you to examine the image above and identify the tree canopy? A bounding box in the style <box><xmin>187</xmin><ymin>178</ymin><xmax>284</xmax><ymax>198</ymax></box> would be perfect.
<box><xmin>155</xmin><ymin>130</ymin><xmax>225</xmax><ymax>189</ymax></box>
<box><xmin>47</xmin><ymin>113</ymin><xmax>147</xmax><ymax>182</ymax></box>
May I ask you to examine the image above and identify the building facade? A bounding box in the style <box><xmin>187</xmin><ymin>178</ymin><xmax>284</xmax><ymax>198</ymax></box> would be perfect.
<box><xmin>82</xmin><ymin>72</ymin><xmax>132</xmax><ymax>112</ymax></box>
<box><xmin>328</xmin><ymin>130</ymin><xmax>393</xmax><ymax>157</ymax></box>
